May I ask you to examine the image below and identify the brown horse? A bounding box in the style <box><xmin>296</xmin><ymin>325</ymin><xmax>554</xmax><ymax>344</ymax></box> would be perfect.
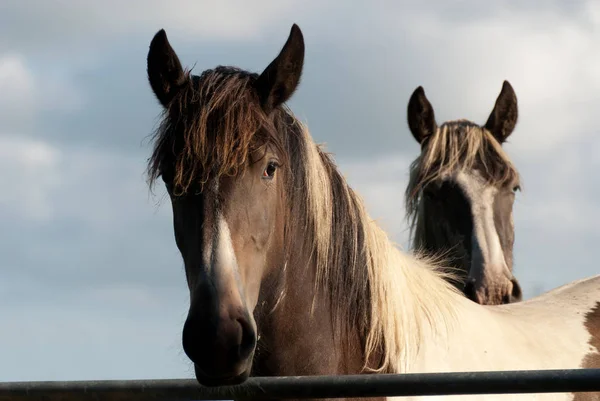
<box><xmin>145</xmin><ymin>24</ymin><xmax>600</xmax><ymax>401</ymax></box>
<box><xmin>404</xmin><ymin>83</ymin><xmax>524</xmax><ymax>305</ymax></box>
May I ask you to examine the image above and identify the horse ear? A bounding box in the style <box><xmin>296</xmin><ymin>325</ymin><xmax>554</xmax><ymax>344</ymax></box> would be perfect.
<box><xmin>484</xmin><ymin>80</ymin><xmax>518</xmax><ymax>144</ymax></box>
<box><xmin>407</xmin><ymin>86</ymin><xmax>437</xmax><ymax>145</ymax></box>
<box><xmin>255</xmin><ymin>24</ymin><xmax>305</xmax><ymax>114</ymax></box>
<box><xmin>147</xmin><ymin>29</ymin><xmax>187</xmax><ymax>107</ymax></box>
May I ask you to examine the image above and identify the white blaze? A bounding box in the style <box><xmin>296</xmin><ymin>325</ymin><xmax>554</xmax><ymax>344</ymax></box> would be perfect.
<box><xmin>455</xmin><ymin>170</ymin><xmax>507</xmax><ymax>280</ymax></box>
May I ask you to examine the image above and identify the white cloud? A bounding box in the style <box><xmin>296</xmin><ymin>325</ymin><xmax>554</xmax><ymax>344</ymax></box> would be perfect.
<box><xmin>338</xmin><ymin>153</ymin><xmax>413</xmax><ymax>246</ymax></box>
<box><xmin>0</xmin><ymin>55</ymin><xmax>34</xmax><ymax>101</ymax></box>
<box><xmin>138</xmin><ymin>0</ymin><xmax>325</xmax><ymax>41</ymax></box>
<box><xmin>515</xmin><ymin>181</ymin><xmax>600</xmax><ymax>238</ymax></box>
<box><xmin>342</xmin><ymin>0</ymin><xmax>600</xmax><ymax>160</ymax></box>
<box><xmin>0</xmin><ymin>54</ymin><xmax>84</xmax><ymax>122</ymax></box>
<box><xmin>0</xmin><ymin>0</ymin><xmax>331</xmax><ymax>54</ymax></box>
<box><xmin>0</xmin><ymin>134</ymin><xmax>172</xmax><ymax>229</ymax></box>
<box><xmin>0</xmin><ymin>135</ymin><xmax>62</xmax><ymax>221</ymax></box>
<box><xmin>0</xmin><ymin>55</ymin><xmax>36</xmax><ymax>122</ymax></box>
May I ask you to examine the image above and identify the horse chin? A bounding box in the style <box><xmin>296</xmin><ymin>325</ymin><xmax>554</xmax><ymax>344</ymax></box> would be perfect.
<box><xmin>193</xmin><ymin>364</ymin><xmax>251</xmax><ymax>387</ymax></box>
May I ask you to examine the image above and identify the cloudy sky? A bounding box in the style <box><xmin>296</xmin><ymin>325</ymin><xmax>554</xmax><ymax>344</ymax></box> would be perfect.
<box><xmin>1</xmin><ymin>0</ymin><xmax>599</xmax><ymax>383</ymax></box>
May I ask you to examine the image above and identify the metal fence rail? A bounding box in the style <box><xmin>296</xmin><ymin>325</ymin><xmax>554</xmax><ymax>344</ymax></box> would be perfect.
<box><xmin>1</xmin><ymin>369</ymin><xmax>600</xmax><ymax>401</ymax></box>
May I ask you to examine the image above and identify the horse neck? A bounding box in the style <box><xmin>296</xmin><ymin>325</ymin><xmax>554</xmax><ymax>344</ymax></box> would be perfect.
<box><xmin>251</xmin><ymin>135</ymin><xmax>374</xmax><ymax>376</ymax></box>
<box><xmin>252</xmin><ymin>239</ymin><xmax>367</xmax><ymax>377</ymax></box>
<box><xmin>278</xmin><ymin>209</ymin><xmax>463</xmax><ymax>376</ymax></box>
<box><xmin>254</xmin><ymin>122</ymin><xmax>462</xmax><ymax>376</ymax></box>
<box><xmin>369</xmin><ymin>226</ymin><xmax>466</xmax><ymax>372</ymax></box>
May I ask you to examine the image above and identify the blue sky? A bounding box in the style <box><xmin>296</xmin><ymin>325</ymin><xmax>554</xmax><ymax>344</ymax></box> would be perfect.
<box><xmin>1</xmin><ymin>0</ymin><xmax>599</xmax><ymax>382</ymax></box>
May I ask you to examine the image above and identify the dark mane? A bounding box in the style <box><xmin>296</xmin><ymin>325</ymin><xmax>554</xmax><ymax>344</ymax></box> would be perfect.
<box><xmin>147</xmin><ymin>67</ymin><xmax>286</xmax><ymax>195</ymax></box>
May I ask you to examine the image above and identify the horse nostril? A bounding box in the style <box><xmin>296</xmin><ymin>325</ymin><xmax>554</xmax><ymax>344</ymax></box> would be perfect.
<box><xmin>237</xmin><ymin>317</ymin><xmax>256</xmax><ymax>360</ymax></box>
<box><xmin>510</xmin><ymin>277</ymin><xmax>523</xmax><ymax>301</ymax></box>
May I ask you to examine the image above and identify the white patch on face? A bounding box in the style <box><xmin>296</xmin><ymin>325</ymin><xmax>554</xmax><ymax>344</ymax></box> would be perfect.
<box><xmin>214</xmin><ymin>213</ymin><xmax>240</xmax><ymax>275</ymax></box>
<box><xmin>206</xmin><ymin>213</ymin><xmax>247</xmax><ymax>310</ymax></box>
<box><xmin>202</xmin><ymin>233</ymin><xmax>213</xmax><ymax>271</ymax></box>
<box><xmin>454</xmin><ymin>170</ymin><xmax>508</xmax><ymax>281</ymax></box>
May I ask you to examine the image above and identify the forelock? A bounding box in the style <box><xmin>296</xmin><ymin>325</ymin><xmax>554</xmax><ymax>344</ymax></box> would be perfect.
<box><xmin>146</xmin><ymin>66</ymin><xmax>284</xmax><ymax>195</ymax></box>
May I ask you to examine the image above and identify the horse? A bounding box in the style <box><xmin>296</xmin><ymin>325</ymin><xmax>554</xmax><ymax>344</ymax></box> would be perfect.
<box><xmin>145</xmin><ymin>24</ymin><xmax>600</xmax><ymax>401</ymax></box>
<box><xmin>403</xmin><ymin>82</ymin><xmax>524</xmax><ymax>305</ymax></box>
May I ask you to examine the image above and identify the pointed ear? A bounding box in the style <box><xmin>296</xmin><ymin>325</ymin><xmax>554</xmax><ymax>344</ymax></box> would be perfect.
<box><xmin>147</xmin><ymin>29</ymin><xmax>187</xmax><ymax>107</ymax></box>
<box><xmin>407</xmin><ymin>86</ymin><xmax>437</xmax><ymax>145</ymax></box>
<box><xmin>255</xmin><ymin>24</ymin><xmax>305</xmax><ymax>114</ymax></box>
<box><xmin>484</xmin><ymin>80</ymin><xmax>518</xmax><ymax>144</ymax></box>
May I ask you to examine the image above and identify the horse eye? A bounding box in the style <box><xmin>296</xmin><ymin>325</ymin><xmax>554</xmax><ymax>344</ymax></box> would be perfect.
<box><xmin>262</xmin><ymin>162</ymin><xmax>278</xmax><ymax>179</ymax></box>
<box><xmin>512</xmin><ymin>185</ymin><xmax>521</xmax><ymax>193</ymax></box>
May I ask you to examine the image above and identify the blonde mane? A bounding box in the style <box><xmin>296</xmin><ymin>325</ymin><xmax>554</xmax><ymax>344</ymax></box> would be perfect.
<box><xmin>280</xmin><ymin>113</ymin><xmax>462</xmax><ymax>373</ymax></box>
<box><xmin>405</xmin><ymin>119</ymin><xmax>520</xmax><ymax>248</ymax></box>
<box><xmin>147</xmin><ymin>68</ymin><xmax>463</xmax><ymax>374</ymax></box>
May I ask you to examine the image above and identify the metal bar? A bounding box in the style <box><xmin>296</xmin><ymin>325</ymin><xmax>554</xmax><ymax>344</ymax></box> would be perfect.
<box><xmin>1</xmin><ymin>369</ymin><xmax>599</xmax><ymax>401</ymax></box>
